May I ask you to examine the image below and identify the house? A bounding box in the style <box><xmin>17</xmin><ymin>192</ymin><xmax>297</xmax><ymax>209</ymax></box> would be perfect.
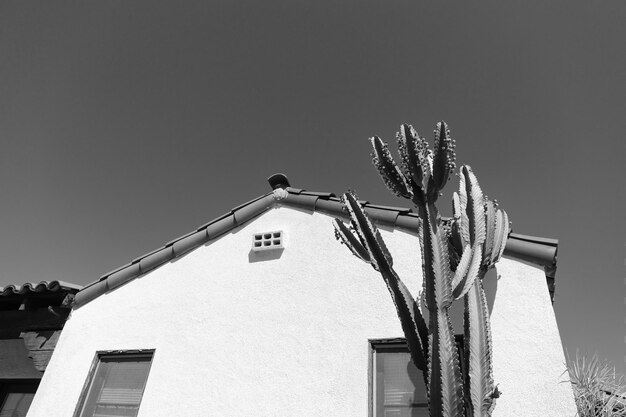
<box><xmin>0</xmin><ymin>280</ymin><xmax>81</xmax><ymax>416</ymax></box>
<box><xmin>25</xmin><ymin>174</ymin><xmax>577</xmax><ymax>417</ymax></box>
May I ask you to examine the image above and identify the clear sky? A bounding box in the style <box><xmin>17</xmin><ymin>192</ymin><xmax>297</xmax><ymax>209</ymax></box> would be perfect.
<box><xmin>1</xmin><ymin>1</ymin><xmax>624</xmax><ymax>380</ymax></box>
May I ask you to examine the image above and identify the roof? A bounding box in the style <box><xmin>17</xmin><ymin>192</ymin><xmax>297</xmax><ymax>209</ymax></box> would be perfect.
<box><xmin>0</xmin><ymin>280</ymin><xmax>83</xmax><ymax>311</ymax></box>
<box><xmin>0</xmin><ymin>280</ymin><xmax>83</xmax><ymax>296</ymax></box>
<box><xmin>0</xmin><ymin>280</ymin><xmax>82</xmax><ymax>374</ymax></box>
<box><xmin>74</xmin><ymin>175</ymin><xmax>559</xmax><ymax>308</ymax></box>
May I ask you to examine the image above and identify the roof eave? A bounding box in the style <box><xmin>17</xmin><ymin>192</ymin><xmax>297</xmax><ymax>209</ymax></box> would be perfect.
<box><xmin>73</xmin><ymin>186</ymin><xmax>559</xmax><ymax>308</ymax></box>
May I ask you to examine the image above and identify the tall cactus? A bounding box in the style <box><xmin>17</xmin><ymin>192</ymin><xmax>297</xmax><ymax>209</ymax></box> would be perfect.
<box><xmin>333</xmin><ymin>122</ymin><xmax>509</xmax><ymax>417</ymax></box>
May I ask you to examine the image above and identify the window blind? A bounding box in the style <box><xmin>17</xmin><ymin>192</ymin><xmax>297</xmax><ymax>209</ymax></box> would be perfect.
<box><xmin>78</xmin><ymin>354</ymin><xmax>152</xmax><ymax>417</ymax></box>
<box><xmin>375</xmin><ymin>350</ymin><xmax>428</xmax><ymax>417</ymax></box>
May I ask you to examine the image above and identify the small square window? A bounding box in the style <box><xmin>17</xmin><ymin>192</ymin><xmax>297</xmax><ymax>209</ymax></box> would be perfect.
<box><xmin>75</xmin><ymin>351</ymin><xmax>153</xmax><ymax>417</ymax></box>
<box><xmin>252</xmin><ymin>231</ymin><xmax>283</xmax><ymax>251</ymax></box>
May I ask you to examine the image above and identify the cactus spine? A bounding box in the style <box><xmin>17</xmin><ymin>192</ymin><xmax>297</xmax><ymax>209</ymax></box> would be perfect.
<box><xmin>333</xmin><ymin>122</ymin><xmax>509</xmax><ymax>417</ymax></box>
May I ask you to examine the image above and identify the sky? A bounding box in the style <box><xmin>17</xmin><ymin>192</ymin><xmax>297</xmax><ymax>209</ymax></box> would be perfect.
<box><xmin>0</xmin><ymin>1</ymin><xmax>624</xmax><ymax>380</ymax></box>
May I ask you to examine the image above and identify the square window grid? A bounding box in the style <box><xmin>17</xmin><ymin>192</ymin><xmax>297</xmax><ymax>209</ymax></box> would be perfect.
<box><xmin>252</xmin><ymin>231</ymin><xmax>283</xmax><ymax>251</ymax></box>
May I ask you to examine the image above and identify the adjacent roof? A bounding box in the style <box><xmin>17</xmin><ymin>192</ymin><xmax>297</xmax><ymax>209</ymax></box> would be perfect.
<box><xmin>0</xmin><ymin>281</ymin><xmax>82</xmax><ymax>375</ymax></box>
<box><xmin>0</xmin><ymin>280</ymin><xmax>82</xmax><ymax>310</ymax></box>
<box><xmin>74</xmin><ymin>175</ymin><xmax>559</xmax><ymax>308</ymax></box>
<box><xmin>0</xmin><ymin>280</ymin><xmax>82</xmax><ymax>297</ymax></box>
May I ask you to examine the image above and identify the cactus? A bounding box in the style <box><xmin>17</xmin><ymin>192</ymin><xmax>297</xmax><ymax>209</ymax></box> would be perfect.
<box><xmin>333</xmin><ymin>122</ymin><xmax>510</xmax><ymax>417</ymax></box>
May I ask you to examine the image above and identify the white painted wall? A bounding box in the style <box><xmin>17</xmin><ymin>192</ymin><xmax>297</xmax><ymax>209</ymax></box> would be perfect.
<box><xmin>26</xmin><ymin>207</ymin><xmax>576</xmax><ymax>417</ymax></box>
<box><xmin>490</xmin><ymin>257</ymin><xmax>577</xmax><ymax>416</ymax></box>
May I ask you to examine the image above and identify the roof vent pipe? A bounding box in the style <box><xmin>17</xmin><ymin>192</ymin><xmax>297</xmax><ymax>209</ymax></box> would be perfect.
<box><xmin>267</xmin><ymin>173</ymin><xmax>291</xmax><ymax>190</ymax></box>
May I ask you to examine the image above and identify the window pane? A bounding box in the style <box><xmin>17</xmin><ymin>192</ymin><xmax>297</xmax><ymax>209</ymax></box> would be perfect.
<box><xmin>375</xmin><ymin>349</ymin><xmax>428</xmax><ymax>417</ymax></box>
<box><xmin>0</xmin><ymin>393</ymin><xmax>35</xmax><ymax>417</ymax></box>
<box><xmin>78</xmin><ymin>354</ymin><xmax>152</xmax><ymax>417</ymax></box>
<box><xmin>372</xmin><ymin>338</ymin><xmax>465</xmax><ymax>417</ymax></box>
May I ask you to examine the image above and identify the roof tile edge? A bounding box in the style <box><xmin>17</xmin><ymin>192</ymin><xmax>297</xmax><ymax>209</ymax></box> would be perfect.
<box><xmin>0</xmin><ymin>280</ymin><xmax>83</xmax><ymax>296</ymax></box>
<box><xmin>73</xmin><ymin>183</ymin><xmax>559</xmax><ymax>309</ymax></box>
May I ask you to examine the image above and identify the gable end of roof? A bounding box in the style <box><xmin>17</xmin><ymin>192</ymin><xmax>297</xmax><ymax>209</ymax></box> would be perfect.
<box><xmin>73</xmin><ymin>178</ymin><xmax>560</xmax><ymax>308</ymax></box>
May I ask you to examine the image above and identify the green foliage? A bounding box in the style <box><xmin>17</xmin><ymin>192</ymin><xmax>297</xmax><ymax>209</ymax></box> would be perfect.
<box><xmin>563</xmin><ymin>350</ymin><xmax>626</xmax><ymax>417</ymax></box>
<box><xmin>334</xmin><ymin>122</ymin><xmax>510</xmax><ymax>417</ymax></box>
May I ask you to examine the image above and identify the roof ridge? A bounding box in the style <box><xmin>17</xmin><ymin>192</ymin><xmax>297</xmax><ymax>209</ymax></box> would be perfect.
<box><xmin>73</xmin><ymin>183</ymin><xmax>560</xmax><ymax>308</ymax></box>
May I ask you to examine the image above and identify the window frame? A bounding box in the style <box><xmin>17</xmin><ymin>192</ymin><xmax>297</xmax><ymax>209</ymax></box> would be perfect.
<box><xmin>72</xmin><ymin>349</ymin><xmax>155</xmax><ymax>417</ymax></box>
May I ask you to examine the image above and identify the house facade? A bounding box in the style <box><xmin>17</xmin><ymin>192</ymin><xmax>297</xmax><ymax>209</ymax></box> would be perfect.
<box><xmin>25</xmin><ymin>176</ymin><xmax>577</xmax><ymax>417</ymax></box>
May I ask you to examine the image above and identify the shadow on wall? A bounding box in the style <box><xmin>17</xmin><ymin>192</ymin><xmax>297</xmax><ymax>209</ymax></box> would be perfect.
<box><xmin>248</xmin><ymin>248</ymin><xmax>284</xmax><ymax>263</ymax></box>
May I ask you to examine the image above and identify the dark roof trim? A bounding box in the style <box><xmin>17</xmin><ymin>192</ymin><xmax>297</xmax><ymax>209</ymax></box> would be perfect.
<box><xmin>73</xmin><ymin>185</ymin><xmax>559</xmax><ymax>308</ymax></box>
<box><xmin>503</xmin><ymin>234</ymin><xmax>558</xmax><ymax>269</ymax></box>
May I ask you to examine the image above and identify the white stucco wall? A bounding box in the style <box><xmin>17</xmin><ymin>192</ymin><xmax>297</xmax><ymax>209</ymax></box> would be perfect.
<box><xmin>490</xmin><ymin>257</ymin><xmax>577</xmax><ymax>416</ymax></box>
<box><xmin>26</xmin><ymin>207</ymin><xmax>576</xmax><ymax>417</ymax></box>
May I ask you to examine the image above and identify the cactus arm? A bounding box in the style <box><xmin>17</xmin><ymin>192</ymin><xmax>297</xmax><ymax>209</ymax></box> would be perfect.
<box><xmin>457</xmin><ymin>173</ymin><xmax>471</xmax><ymax>247</ymax></box>
<box><xmin>448</xmin><ymin>193</ymin><xmax>465</xmax><ymax>255</ymax></box>
<box><xmin>397</xmin><ymin>124</ymin><xmax>431</xmax><ymax>194</ymax></box>
<box><xmin>370</xmin><ymin>136</ymin><xmax>412</xmax><ymax>199</ymax></box>
<box><xmin>450</xmin><ymin>244</ymin><xmax>473</xmax><ymax>297</ymax></box>
<box><xmin>343</xmin><ymin>193</ymin><xmax>393</xmax><ymax>270</ymax></box>
<box><xmin>340</xmin><ymin>193</ymin><xmax>429</xmax><ymax>372</ymax></box>
<box><xmin>493</xmin><ymin>209</ymin><xmax>510</xmax><ymax>265</ymax></box>
<box><xmin>431</xmin><ymin>217</ymin><xmax>455</xmax><ymax>310</ymax></box>
<box><xmin>453</xmin><ymin>246</ymin><xmax>483</xmax><ymax>301</ymax></box>
<box><xmin>483</xmin><ymin>207</ymin><xmax>510</xmax><ymax>268</ymax></box>
<box><xmin>415</xmin><ymin>202</ymin><xmax>452</xmax><ymax>312</ymax></box>
<box><xmin>382</xmin><ymin>268</ymin><xmax>430</xmax><ymax>373</ymax></box>
<box><xmin>413</xmin><ymin>198</ymin><xmax>464</xmax><ymax>416</ymax></box>
<box><xmin>482</xmin><ymin>200</ymin><xmax>497</xmax><ymax>262</ymax></box>
<box><xmin>431</xmin><ymin>121</ymin><xmax>457</xmax><ymax>198</ymax></box>
<box><xmin>488</xmin><ymin>209</ymin><xmax>504</xmax><ymax>268</ymax></box>
<box><xmin>429</xmin><ymin>308</ymin><xmax>466</xmax><ymax>417</ymax></box>
<box><xmin>463</xmin><ymin>166</ymin><xmax>487</xmax><ymax>247</ymax></box>
<box><xmin>452</xmin><ymin>191</ymin><xmax>462</xmax><ymax>221</ymax></box>
<box><xmin>464</xmin><ymin>277</ymin><xmax>497</xmax><ymax>416</ymax></box>
<box><xmin>332</xmin><ymin>219</ymin><xmax>371</xmax><ymax>263</ymax></box>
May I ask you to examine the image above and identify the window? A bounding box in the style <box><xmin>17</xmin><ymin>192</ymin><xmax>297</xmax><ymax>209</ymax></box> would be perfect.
<box><xmin>75</xmin><ymin>351</ymin><xmax>153</xmax><ymax>417</ymax></box>
<box><xmin>371</xmin><ymin>337</ymin><xmax>464</xmax><ymax>417</ymax></box>
<box><xmin>0</xmin><ymin>381</ymin><xmax>38</xmax><ymax>417</ymax></box>
<box><xmin>371</xmin><ymin>340</ymin><xmax>428</xmax><ymax>417</ymax></box>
